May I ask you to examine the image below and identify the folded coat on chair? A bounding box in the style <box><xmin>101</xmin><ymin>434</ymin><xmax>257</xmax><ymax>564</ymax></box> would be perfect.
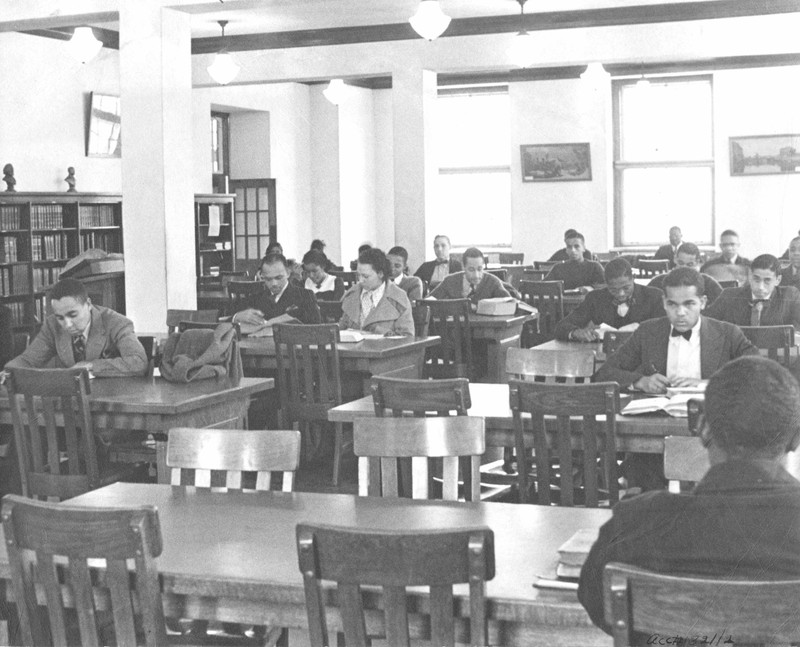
<box><xmin>159</xmin><ymin>323</ymin><xmax>242</xmax><ymax>383</ymax></box>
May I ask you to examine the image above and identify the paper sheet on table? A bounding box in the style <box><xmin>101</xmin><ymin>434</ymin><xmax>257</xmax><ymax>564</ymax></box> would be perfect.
<box><xmin>208</xmin><ymin>205</ymin><xmax>221</xmax><ymax>237</ymax></box>
<box><xmin>596</xmin><ymin>322</ymin><xmax>639</xmax><ymax>334</ymax></box>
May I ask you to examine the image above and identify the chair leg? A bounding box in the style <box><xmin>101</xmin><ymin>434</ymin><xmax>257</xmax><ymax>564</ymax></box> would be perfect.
<box><xmin>332</xmin><ymin>422</ymin><xmax>343</xmax><ymax>486</ymax></box>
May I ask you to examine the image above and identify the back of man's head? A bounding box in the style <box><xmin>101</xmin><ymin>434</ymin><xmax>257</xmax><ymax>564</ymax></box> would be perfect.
<box><xmin>705</xmin><ymin>356</ymin><xmax>800</xmax><ymax>460</ymax></box>
<box><xmin>603</xmin><ymin>257</ymin><xmax>632</xmax><ymax>282</ymax></box>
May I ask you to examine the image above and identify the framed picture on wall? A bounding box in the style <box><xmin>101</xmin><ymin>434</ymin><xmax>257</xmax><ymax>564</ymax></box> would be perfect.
<box><xmin>729</xmin><ymin>134</ymin><xmax>800</xmax><ymax>176</ymax></box>
<box><xmin>520</xmin><ymin>143</ymin><xmax>592</xmax><ymax>182</ymax></box>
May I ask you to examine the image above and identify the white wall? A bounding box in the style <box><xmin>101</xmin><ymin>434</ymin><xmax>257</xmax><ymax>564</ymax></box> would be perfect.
<box><xmin>230</xmin><ymin>111</ymin><xmax>271</xmax><ymax>180</ymax></box>
<box><xmin>373</xmin><ymin>89</ymin><xmax>395</xmax><ymax>254</ymax></box>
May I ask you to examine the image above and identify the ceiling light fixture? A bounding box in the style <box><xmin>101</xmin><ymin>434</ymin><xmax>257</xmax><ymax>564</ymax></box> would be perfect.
<box><xmin>69</xmin><ymin>26</ymin><xmax>103</xmax><ymax>64</ymax></box>
<box><xmin>409</xmin><ymin>0</ymin><xmax>452</xmax><ymax>41</ymax></box>
<box><xmin>323</xmin><ymin>79</ymin><xmax>348</xmax><ymax>106</ymax></box>
<box><xmin>509</xmin><ymin>0</ymin><xmax>536</xmax><ymax>68</ymax></box>
<box><xmin>207</xmin><ymin>20</ymin><xmax>241</xmax><ymax>85</ymax></box>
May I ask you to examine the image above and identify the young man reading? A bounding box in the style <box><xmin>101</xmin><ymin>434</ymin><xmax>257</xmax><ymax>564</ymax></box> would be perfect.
<box><xmin>543</xmin><ymin>231</ymin><xmax>605</xmax><ymax>292</ymax></box>
<box><xmin>429</xmin><ymin>247</ymin><xmax>510</xmax><ymax>308</ymax></box>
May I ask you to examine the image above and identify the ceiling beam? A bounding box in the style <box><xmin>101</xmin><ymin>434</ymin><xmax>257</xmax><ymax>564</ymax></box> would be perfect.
<box><xmin>20</xmin><ymin>26</ymin><xmax>119</xmax><ymax>49</ymax></box>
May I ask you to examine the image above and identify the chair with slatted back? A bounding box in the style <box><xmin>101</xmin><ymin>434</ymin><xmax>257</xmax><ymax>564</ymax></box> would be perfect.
<box><xmin>354</xmin><ymin>417</ymin><xmax>485</xmax><ymax>501</ymax></box>
<box><xmin>498</xmin><ymin>252</ymin><xmax>524</xmax><ymax>265</ymax></box>
<box><xmin>2</xmin><ymin>494</ymin><xmax>167</xmax><ymax>647</ymax></box>
<box><xmin>273</xmin><ymin>323</ymin><xmax>347</xmax><ymax>485</ymax></box>
<box><xmin>601</xmin><ymin>330</ymin><xmax>634</xmax><ymax>359</ymax></box>
<box><xmin>518</xmin><ymin>280</ymin><xmax>564</xmax><ymax>346</ymax></box>
<box><xmin>297</xmin><ymin>523</ymin><xmax>495</xmax><ymax>647</ymax></box>
<box><xmin>166</xmin><ymin>308</ymin><xmax>218</xmax><ymax>333</ymax></box>
<box><xmin>330</xmin><ymin>270</ymin><xmax>357</xmax><ymax>290</ymax></box>
<box><xmin>739</xmin><ymin>324</ymin><xmax>795</xmax><ymax>366</ymax></box>
<box><xmin>509</xmin><ymin>380</ymin><xmax>620</xmax><ymax>505</ymax></box>
<box><xmin>604</xmin><ymin>562</ymin><xmax>800</xmax><ymax>647</ymax></box>
<box><xmin>534</xmin><ymin>260</ymin><xmax>559</xmax><ymax>272</ymax></box>
<box><xmin>718</xmin><ymin>279</ymin><xmax>738</xmax><ymax>288</ymax></box>
<box><xmin>505</xmin><ymin>347</ymin><xmax>596</xmax><ymax>384</ymax></box>
<box><xmin>664</xmin><ymin>435</ymin><xmax>710</xmax><ymax>493</ymax></box>
<box><xmin>486</xmin><ymin>268</ymin><xmax>508</xmax><ymax>282</ymax></box>
<box><xmin>371</xmin><ymin>375</ymin><xmax>471</xmax><ymax>417</ymax></box>
<box><xmin>411</xmin><ymin>302</ymin><xmax>430</xmax><ymax>337</ymax></box>
<box><xmin>227</xmin><ymin>280</ymin><xmax>265</xmax><ymax>315</ymax></box>
<box><xmin>595</xmin><ymin>252</ymin><xmax>620</xmax><ymax>263</ymax></box>
<box><xmin>318</xmin><ymin>299</ymin><xmax>343</xmax><ymax>324</ymax></box>
<box><xmin>6</xmin><ymin>367</ymin><xmax>140</xmax><ymax>501</ymax></box>
<box><xmin>636</xmin><ymin>259</ymin><xmax>670</xmax><ymax>277</ymax></box>
<box><xmin>522</xmin><ymin>268</ymin><xmax>548</xmax><ymax>282</ymax></box>
<box><xmin>422</xmin><ymin>299</ymin><xmax>474</xmax><ymax>379</ymax></box>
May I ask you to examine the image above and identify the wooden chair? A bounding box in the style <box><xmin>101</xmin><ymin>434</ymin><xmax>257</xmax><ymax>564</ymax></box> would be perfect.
<box><xmin>166</xmin><ymin>308</ymin><xmax>218</xmax><ymax>333</ymax></box>
<box><xmin>318</xmin><ymin>299</ymin><xmax>343</xmax><ymax>324</ymax></box>
<box><xmin>636</xmin><ymin>258</ymin><xmax>670</xmax><ymax>277</ymax></box>
<box><xmin>505</xmin><ymin>347</ymin><xmax>595</xmax><ymax>384</ymax></box>
<box><xmin>227</xmin><ymin>280</ymin><xmax>264</xmax><ymax>315</ymax></box>
<box><xmin>595</xmin><ymin>252</ymin><xmax>620</xmax><ymax>262</ymax></box>
<box><xmin>664</xmin><ymin>435</ymin><xmax>709</xmax><ymax>492</ymax></box>
<box><xmin>533</xmin><ymin>260</ymin><xmax>559</xmax><ymax>272</ymax></box>
<box><xmin>411</xmin><ymin>302</ymin><xmax>430</xmax><ymax>337</ymax></box>
<box><xmin>486</xmin><ymin>268</ymin><xmax>508</xmax><ymax>282</ymax></box>
<box><xmin>601</xmin><ymin>330</ymin><xmax>634</xmax><ymax>358</ymax></box>
<box><xmin>498</xmin><ymin>252</ymin><xmax>524</xmax><ymax>265</ymax></box>
<box><xmin>703</xmin><ymin>262</ymin><xmax>749</xmax><ymax>287</ymax></box>
<box><xmin>604</xmin><ymin>562</ymin><xmax>800</xmax><ymax>647</ymax></box>
<box><xmin>137</xmin><ymin>335</ymin><xmax>156</xmax><ymax>378</ymax></box>
<box><xmin>273</xmin><ymin>323</ymin><xmax>347</xmax><ymax>485</ymax></box>
<box><xmin>518</xmin><ymin>280</ymin><xmax>564</xmax><ymax>345</ymax></box>
<box><xmin>739</xmin><ymin>324</ymin><xmax>794</xmax><ymax>366</ymax></box>
<box><xmin>687</xmin><ymin>396</ymin><xmax>705</xmax><ymax>436</ymax></box>
<box><xmin>509</xmin><ymin>380</ymin><xmax>620</xmax><ymax>506</ymax></box>
<box><xmin>371</xmin><ymin>375</ymin><xmax>471</xmax><ymax>417</ymax></box>
<box><xmin>2</xmin><ymin>494</ymin><xmax>167</xmax><ymax>647</ymax></box>
<box><xmin>177</xmin><ymin>320</ymin><xmax>241</xmax><ymax>341</ymax></box>
<box><xmin>6</xmin><ymin>367</ymin><xmax>139</xmax><ymax>501</ymax></box>
<box><xmin>422</xmin><ymin>299</ymin><xmax>473</xmax><ymax>379</ymax></box>
<box><xmin>330</xmin><ymin>270</ymin><xmax>357</xmax><ymax>290</ymax></box>
<box><xmin>354</xmin><ymin>417</ymin><xmax>485</xmax><ymax>501</ymax></box>
<box><xmin>522</xmin><ymin>268</ymin><xmax>548</xmax><ymax>282</ymax></box>
<box><xmin>297</xmin><ymin>523</ymin><xmax>494</xmax><ymax>647</ymax></box>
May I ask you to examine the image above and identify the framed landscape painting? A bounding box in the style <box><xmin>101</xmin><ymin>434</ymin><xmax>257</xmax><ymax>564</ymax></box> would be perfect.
<box><xmin>520</xmin><ymin>143</ymin><xmax>592</xmax><ymax>182</ymax></box>
<box><xmin>729</xmin><ymin>134</ymin><xmax>800</xmax><ymax>176</ymax></box>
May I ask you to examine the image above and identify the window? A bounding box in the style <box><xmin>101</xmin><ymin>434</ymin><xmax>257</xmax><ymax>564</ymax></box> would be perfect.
<box><xmin>434</xmin><ymin>89</ymin><xmax>511</xmax><ymax>248</ymax></box>
<box><xmin>613</xmin><ymin>76</ymin><xmax>714</xmax><ymax>247</ymax></box>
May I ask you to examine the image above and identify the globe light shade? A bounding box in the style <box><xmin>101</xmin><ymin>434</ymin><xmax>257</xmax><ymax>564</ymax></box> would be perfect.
<box><xmin>409</xmin><ymin>0</ymin><xmax>452</xmax><ymax>41</ymax></box>
<box><xmin>580</xmin><ymin>62</ymin><xmax>610</xmax><ymax>83</ymax></box>
<box><xmin>323</xmin><ymin>79</ymin><xmax>347</xmax><ymax>106</ymax></box>
<box><xmin>509</xmin><ymin>30</ymin><xmax>536</xmax><ymax>68</ymax></box>
<box><xmin>69</xmin><ymin>27</ymin><xmax>103</xmax><ymax>64</ymax></box>
<box><xmin>207</xmin><ymin>51</ymin><xmax>241</xmax><ymax>85</ymax></box>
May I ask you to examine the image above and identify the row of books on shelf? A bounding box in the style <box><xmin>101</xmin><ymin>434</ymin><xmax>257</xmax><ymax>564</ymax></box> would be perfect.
<box><xmin>32</xmin><ymin>234</ymin><xmax>70</xmax><ymax>261</ymax></box>
<box><xmin>79</xmin><ymin>204</ymin><xmax>116</xmax><ymax>227</ymax></box>
<box><xmin>81</xmin><ymin>231</ymin><xmax>117</xmax><ymax>251</ymax></box>
<box><xmin>0</xmin><ymin>205</ymin><xmax>21</xmax><ymax>230</ymax></box>
<box><xmin>32</xmin><ymin>266</ymin><xmax>61</xmax><ymax>292</ymax></box>
<box><xmin>30</xmin><ymin>204</ymin><xmax>65</xmax><ymax>229</ymax></box>
<box><xmin>0</xmin><ymin>265</ymin><xmax>30</xmax><ymax>295</ymax></box>
<box><xmin>0</xmin><ymin>237</ymin><xmax>18</xmax><ymax>263</ymax></box>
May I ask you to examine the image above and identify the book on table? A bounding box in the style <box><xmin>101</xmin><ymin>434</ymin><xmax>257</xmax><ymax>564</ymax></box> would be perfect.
<box><xmin>556</xmin><ymin>528</ymin><xmax>598</xmax><ymax>579</ymax></box>
<box><xmin>621</xmin><ymin>392</ymin><xmax>701</xmax><ymax>417</ymax></box>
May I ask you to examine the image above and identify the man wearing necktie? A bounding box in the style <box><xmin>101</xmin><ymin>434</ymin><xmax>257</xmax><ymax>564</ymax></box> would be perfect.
<box><xmin>413</xmin><ymin>235</ymin><xmax>462</xmax><ymax>289</ymax></box>
<box><xmin>705</xmin><ymin>253</ymin><xmax>800</xmax><ymax>331</ymax></box>
<box><xmin>652</xmin><ymin>225</ymin><xmax>683</xmax><ymax>268</ymax></box>
<box><xmin>428</xmin><ymin>247</ymin><xmax>511</xmax><ymax>308</ymax></box>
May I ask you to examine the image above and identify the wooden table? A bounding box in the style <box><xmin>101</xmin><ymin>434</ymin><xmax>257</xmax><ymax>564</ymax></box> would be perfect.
<box><xmin>13</xmin><ymin>483</ymin><xmax>610</xmax><ymax>646</ymax></box>
<box><xmin>470</xmin><ymin>313</ymin><xmax>537</xmax><ymax>383</ymax></box>
<box><xmin>0</xmin><ymin>376</ymin><xmax>274</xmax><ymax>480</ymax></box>
<box><xmin>329</xmin><ymin>382</ymin><xmax>688</xmax><ymax>454</ymax></box>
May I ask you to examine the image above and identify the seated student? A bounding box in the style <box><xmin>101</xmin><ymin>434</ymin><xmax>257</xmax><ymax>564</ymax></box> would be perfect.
<box><xmin>780</xmin><ymin>235</ymin><xmax>800</xmax><ymax>291</ymax></box>
<box><xmin>700</xmin><ymin>229</ymin><xmax>751</xmax><ymax>272</ymax></box>
<box><xmin>414</xmin><ymin>235</ymin><xmax>463</xmax><ymax>289</ymax></box>
<box><xmin>555</xmin><ymin>257</ymin><xmax>665</xmax><ymax>341</ymax></box>
<box><xmin>429</xmin><ymin>247</ymin><xmax>511</xmax><ymax>308</ymax></box>
<box><xmin>349</xmin><ymin>242</ymin><xmax>373</xmax><ymax>271</ymax></box>
<box><xmin>704</xmin><ymin>253</ymin><xmax>800</xmax><ymax>329</ymax></box>
<box><xmin>543</xmin><ymin>232</ymin><xmax>605</xmax><ymax>292</ymax></box>
<box><xmin>309</xmin><ymin>238</ymin><xmax>338</xmax><ymax>272</ymax></box>
<box><xmin>233</xmin><ymin>253</ymin><xmax>321</xmax><ymax>327</ymax></box>
<box><xmin>387</xmin><ymin>246</ymin><xmax>424</xmax><ymax>302</ymax></box>
<box><xmin>340</xmin><ymin>247</ymin><xmax>414</xmax><ymax>336</ymax></box>
<box><xmin>5</xmin><ymin>279</ymin><xmax>147</xmax><ymax>376</ymax></box>
<box><xmin>652</xmin><ymin>225</ymin><xmax>682</xmax><ymax>268</ymax></box>
<box><xmin>547</xmin><ymin>228</ymin><xmax>595</xmax><ymax>262</ymax></box>
<box><xmin>594</xmin><ymin>267</ymin><xmax>757</xmax><ymax>393</ymax></box>
<box><xmin>579</xmin><ymin>356</ymin><xmax>800</xmax><ymax>637</ymax></box>
<box><xmin>648</xmin><ymin>242</ymin><xmax>723</xmax><ymax>305</ymax></box>
<box><xmin>0</xmin><ymin>305</ymin><xmax>12</xmax><ymax>367</ymax></box>
<box><xmin>302</xmin><ymin>249</ymin><xmax>344</xmax><ymax>301</ymax></box>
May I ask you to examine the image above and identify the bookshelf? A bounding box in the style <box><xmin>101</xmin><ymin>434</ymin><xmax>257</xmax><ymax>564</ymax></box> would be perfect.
<box><xmin>195</xmin><ymin>193</ymin><xmax>236</xmax><ymax>287</ymax></box>
<box><xmin>0</xmin><ymin>192</ymin><xmax>123</xmax><ymax>333</ymax></box>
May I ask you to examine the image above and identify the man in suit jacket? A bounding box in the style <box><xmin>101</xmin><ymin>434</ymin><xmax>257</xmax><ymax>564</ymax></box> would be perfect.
<box><xmin>580</xmin><ymin>356</ymin><xmax>800</xmax><ymax>638</ymax></box>
<box><xmin>544</xmin><ymin>231</ymin><xmax>605</xmax><ymax>291</ymax></box>
<box><xmin>233</xmin><ymin>253</ymin><xmax>321</xmax><ymax>326</ymax></box>
<box><xmin>700</xmin><ymin>228</ymin><xmax>751</xmax><ymax>272</ymax></box>
<box><xmin>388</xmin><ymin>246</ymin><xmax>424</xmax><ymax>302</ymax></box>
<box><xmin>652</xmin><ymin>225</ymin><xmax>682</xmax><ymax>268</ymax></box>
<box><xmin>413</xmin><ymin>235</ymin><xmax>462</xmax><ymax>289</ymax></box>
<box><xmin>555</xmin><ymin>257</ymin><xmax>665</xmax><ymax>341</ymax></box>
<box><xmin>5</xmin><ymin>278</ymin><xmax>147</xmax><ymax>377</ymax></box>
<box><xmin>648</xmin><ymin>242</ymin><xmax>723</xmax><ymax>305</ymax></box>
<box><xmin>705</xmin><ymin>253</ymin><xmax>800</xmax><ymax>329</ymax></box>
<box><xmin>429</xmin><ymin>247</ymin><xmax>511</xmax><ymax>307</ymax></box>
<box><xmin>594</xmin><ymin>267</ymin><xmax>758</xmax><ymax>392</ymax></box>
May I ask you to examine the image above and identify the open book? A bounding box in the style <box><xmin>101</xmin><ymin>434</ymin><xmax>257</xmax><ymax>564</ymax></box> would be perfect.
<box><xmin>238</xmin><ymin>313</ymin><xmax>300</xmax><ymax>337</ymax></box>
<box><xmin>556</xmin><ymin>528</ymin><xmax>598</xmax><ymax>579</ymax></box>
<box><xmin>596</xmin><ymin>322</ymin><xmax>639</xmax><ymax>334</ymax></box>
<box><xmin>621</xmin><ymin>393</ymin><xmax>696</xmax><ymax>417</ymax></box>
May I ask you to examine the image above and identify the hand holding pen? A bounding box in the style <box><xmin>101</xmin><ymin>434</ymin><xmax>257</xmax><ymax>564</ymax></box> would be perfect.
<box><xmin>632</xmin><ymin>362</ymin><xmax>671</xmax><ymax>394</ymax></box>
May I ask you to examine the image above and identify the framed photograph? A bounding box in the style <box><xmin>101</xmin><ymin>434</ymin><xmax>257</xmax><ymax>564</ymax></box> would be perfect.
<box><xmin>520</xmin><ymin>143</ymin><xmax>592</xmax><ymax>182</ymax></box>
<box><xmin>729</xmin><ymin>134</ymin><xmax>800</xmax><ymax>176</ymax></box>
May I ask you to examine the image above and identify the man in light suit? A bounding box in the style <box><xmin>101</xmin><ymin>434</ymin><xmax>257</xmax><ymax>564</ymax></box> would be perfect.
<box><xmin>413</xmin><ymin>235</ymin><xmax>462</xmax><ymax>289</ymax></box>
<box><xmin>5</xmin><ymin>278</ymin><xmax>147</xmax><ymax>377</ymax></box>
<box><xmin>429</xmin><ymin>247</ymin><xmax>511</xmax><ymax>307</ymax></box>
<box><xmin>652</xmin><ymin>225</ymin><xmax>682</xmax><ymax>268</ymax></box>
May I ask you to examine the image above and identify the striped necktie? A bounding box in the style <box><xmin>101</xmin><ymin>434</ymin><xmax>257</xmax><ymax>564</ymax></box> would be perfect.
<box><xmin>72</xmin><ymin>334</ymin><xmax>86</xmax><ymax>362</ymax></box>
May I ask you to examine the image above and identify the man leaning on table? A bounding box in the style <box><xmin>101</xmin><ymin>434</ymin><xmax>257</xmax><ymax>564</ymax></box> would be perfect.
<box><xmin>4</xmin><ymin>278</ymin><xmax>147</xmax><ymax>377</ymax></box>
<box><xmin>579</xmin><ymin>355</ymin><xmax>800</xmax><ymax>639</ymax></box>
<box><xmin>429</xmin><ymin>246</ymin><xmax>511</xmax><ymax>308</ymax></box>
<box><xmin>704</xmin><ymin>253</ymin><xmax>800</xmax><ymax>329</ymax></box>
<box><xmin>555</xmin><ymin>257</ymin><xmax>665</xmax><ymax>342</ymax></box>
<box><xmin>543</xmin><ymin>231</ymin><xmax>605</xmax><ymax>292</ymax></box>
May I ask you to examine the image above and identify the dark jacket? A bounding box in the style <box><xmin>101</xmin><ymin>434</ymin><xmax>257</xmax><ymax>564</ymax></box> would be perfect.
<box><xmin>700</xmin><ymin>254</ymin><xmax>751</xmax><ymax>273</ymax></box>
<box><xmin>593</xmin><ymin>315</ymin><xmax>758</xmax><ymax>388</ymax></box>
<box><xmin>555</xmin><ymin>284</ymin><xmax>665</xmax><ymax>340</ymax></box>
<box><xmin>544</xmin><ymin>260</ymin><xmax>606</xmax><ymax>291</ymax></box>
<box><xmin>780</xmin><ymin>265</ymin><xmax>800</xmax><ymax>291</ymax></box>
<box><xmin>653</xmin><ymin>244</ymin><xmax>677</xmax><ymax>268</ymax></box>
<box><xmin>578</xmin><ymin>461</ymin><xmax>800</xmax><ymax>637</ymax></box>
<box><xmin>548</xmin><ymin>248</ymin><xmax>594</xmax><ymax>262</ymax></box>
<box><xmin>648</xmin><ymin>272</ymin><xmax>724</xmax><ymax>305</ymax></box>
<box><xmin>240</xmin><ymin>283</ymin><xmax>321</xmax><ymax>324</ymax></box>
<box><xmin>414</xmin><ymin>259</ymin><xmax>463</xmax><ymax>286</ymax></box>
<box><xmin>704</xmin><ymin>285</ymin><xmax>800</xmax><ymax>329</ymax></box>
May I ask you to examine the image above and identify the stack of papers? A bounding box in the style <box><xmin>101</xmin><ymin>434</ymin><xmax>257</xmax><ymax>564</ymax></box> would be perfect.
<box><xmin>556</xmin><ymin>528</ymin><xmax>598</xmax><ymax>579</ymax></box>
<box><xmin>621</xmin><ymin>393</ymin><xmax>696</xmax><ymax>417</ymax></box>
